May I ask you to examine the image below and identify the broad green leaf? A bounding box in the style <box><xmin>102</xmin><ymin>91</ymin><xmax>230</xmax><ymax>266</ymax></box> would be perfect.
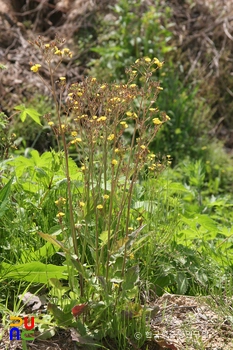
<box><xmin>47</xmin><ymin>303</ymin><xmax>73</xmax><ymax>326</ymax></box>
<box><xmin>20</xmin><ymin>242</ymin><xmax>59</xmax><ymax>263</ymax></box>
<box><xmin>49</xmin><ymin>278</ymin><xmax>70</xmax><ymax>297</ymax></box>
<box><xmin>20</xmin><ymin>110</ymin><xmax>27</xmax><ymax>122</ymax></box>
<box><xmin>26</xmin><ymin>107</ymin><xmax>42</xmax><ymax>125</ymax></box>
<box><xmin>99</xmin><ymin>230</ymin><xmax>113</xmax><ymax>247</ymax></box>
<box><xmin>122</xmin><ymin>265</ymin><xmax>139</xmax><ymax>291</ymax></box>
<box><xmin>1</xmin><ymin>262</ymin><xmax>67</xmax><ymax>283</ymax></box>
<box><xmin>15</xmin><ymin>105</ymin><xmax>42</xmax><ymax>125</ymax></box>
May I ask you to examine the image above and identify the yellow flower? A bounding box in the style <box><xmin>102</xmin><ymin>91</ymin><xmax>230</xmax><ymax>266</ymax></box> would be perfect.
<box><xmin>91</xmin><ymin>77</ymin><xmax>97</xmax><ymax>82</ymax></box>
<box><xmin>133</xmin><ymin>112</ymin><xmax>138</xmax><ymax>119</ymax></box>
<box><xmin>132</xmin><ymin>70</ymin><xmax>137</xmax><ymax>74</ymax></box>
<box><xmin>120</xmin><ymin>121</ymin><xmax>128</xmax><ymax>128</ymax></box>
<box><xmin>107</xmin><ymin>134</ymin><xmax>115</xmax><ymax>141</ymax></box>
<box><xmin>136</xmin><ymin>216</ymin><xmax>142</xmax><ymax>221</ymax></box>
<box><xmin>79</xmin><ymin>201</ymin><xmax>85</xmax><ymax>207</ymax></box>
<box><xmin>111</xmin><ymin>159</ymin><xmax>118</xmax><ymax>166</ymax></box>
<box><xmin>153</xmin><ymin>118</ymin><xmax>163</xmax><ymax>125</ymax></box>
<box><xmin>149</xmin><ymin>108</ymin><xmax>158</xmax><ymax>112</ymax></box>
<box><xmin>48</xmin><ymin>121</ymin><xmax>54</xmax><ymax>126</ymax></box>
<box><xmin>59</xmin><ymin>77</ymin><xmax>66</xmax><ymax>81</ymax></box>
<box><xmin>56</xmin><ymin>212</ymin><xmax>65</xmax><ymax>218</ymax></box>
<box><xmin>153</xmin><ymin>57</ymin><xmax>163</xmax><ymax>68</ymax></box>
<box><xmin>144</xmin><ymin>57</ymin><xmax>151</xmax><ymax>63</ymax></box>
<box><xmin>81</xmin><ymin>165</ymin><xmax>86</xmax><ymax>171</ymax></box>
<box><xmin>114</xmin><ymin>148</ymin><xmax>119</xmax><ymax>153</ymax></box>
<box><xmin>77</xmin><ymin>92</ymin><xmax>83</xmax><ymax>97</ymax></box>
<box><xmin>45</xmin><ymin>44</ymin><xmax>50</xmax><ymax>48</ymax></box>
<box><xmin>71</xmin><ymin>131</ymin><xmax>77</xmax><ymax>137</ymax></box>
<box><xmin>129</xmin><ymin>84</ymin><xmax>137</xmax><ymax>88</ymax></box>
<box><xmin>92</xmin><ymin>115</ymin><xmax>98</xmax><ymax>120</ymax></box>
<box><xmin>62</xmin><ymin>48</ymin><xmax>71</xmax><ymax>55</ymax></box>
<box><xmin>157</xmin><ymin>86</ymin><xmax>163</xmax><ymax>91</ymax></box>
<box><xmin>126</xmin><ymin>111</ymin><xmax>133</xmax><ymax>117</ymax></box>
<box><xmin>55</xmin><ymin>49</ymin><xmax>62</xmax><ymax>56</ymax></box>
<box><xmin>55</xmin><ymin>198</ymin><xmax>67</xmax><ymax>205</ymax></box>
<box><xmin>71</xmin><ymin>138</ymin><xmax>82</xmax><ymax>144</ymax></box>
<box><xmin>97</xmin><ymin>116</ymin><xmax>107</xmax><ymax>122</ymax></box>
<box><xmin>30</xmin><ymin>64</ymin><xmax>41</xmax><ymax>73</ymax></box>
<box><xmin>165</xmin><ymin>114</ymin><xmax>170</xmax><ymax>121</ymax></box>
<box><xmin>103</xmin><ymin>194</ymin><xmax>109</xmax><ymax>200</ymax></box>
<box><xmin>100</xmin><ymin>84</ymin><xmax>106</xmax><ymax>89</ymax></box>
<box><xmin>135</xmin><ymin>59</ymin><xmax>140</xmax><ymax>64</ymax></box>
<box><xmin>140</xmin><ymin>145</ymin><xmax>146</xmax><ymax>150</ymax></box>
<box><xmin>110</xmin><ymin>97</ymin><xmax>121</xmax><ymax>102</ymax></box>
<box><xmin>96</xmin><ymin>204</ymin><xmax>103</xmax><ymax>209</ymax></box>
<box><xmin>148</xmin><ymin>153</ymin><xmax>155</xmax><ymax>159</ymax></box>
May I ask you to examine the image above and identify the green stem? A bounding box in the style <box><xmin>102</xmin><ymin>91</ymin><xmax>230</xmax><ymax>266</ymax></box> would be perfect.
<box><xmin>49</xmin><ymin>63</ymin><xmax>83</xmax><ymax>296</ymax></box>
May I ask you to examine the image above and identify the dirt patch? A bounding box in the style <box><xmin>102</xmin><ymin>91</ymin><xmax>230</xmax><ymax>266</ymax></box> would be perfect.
<box><xmin>0</xmin><ymin>0</ymin><xmax>115</xmax><ymax>112</ymax></box>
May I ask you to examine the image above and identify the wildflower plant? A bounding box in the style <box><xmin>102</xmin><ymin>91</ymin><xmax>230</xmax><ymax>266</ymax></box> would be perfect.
<box><xmin>29</xmin><ymin>36</ymin><xmax>169</xmax><ymax>346</ymax></box>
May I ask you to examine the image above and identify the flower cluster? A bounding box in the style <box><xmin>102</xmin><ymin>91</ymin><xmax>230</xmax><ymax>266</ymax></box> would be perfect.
<box><xmin>29</xmin><ymin>39</ymin><xmax>171</xmax><ymax>249</ymax></box>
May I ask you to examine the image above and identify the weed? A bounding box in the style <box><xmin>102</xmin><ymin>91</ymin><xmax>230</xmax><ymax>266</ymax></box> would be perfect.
<box><xmin>13</xmin><ymin>35</ymin><xmax>170</xmax><ymax>346</ymax></box>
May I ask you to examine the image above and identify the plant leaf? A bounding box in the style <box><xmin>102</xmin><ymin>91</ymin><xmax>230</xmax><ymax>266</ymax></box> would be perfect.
<box><xmin>122</xmin><ymin>265</ymin><xmax>139</xmax><ymax>291</ymax></box>
<box><xmin>0</xmin><ymin>177</ymin><xmax>13</xmax><ymax>217</ymax></box>
<box><xmin>1</xmin><ymin>262</ymin><xmax>67</xmax><ymax>283</ymax></box>
<box><xmin>14</xmin><ymin>105</ymin><xmax>42</xmax><ymax>125</ymax></box>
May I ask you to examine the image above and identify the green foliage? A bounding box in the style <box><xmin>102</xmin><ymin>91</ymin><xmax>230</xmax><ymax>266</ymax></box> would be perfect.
<box><xmin>14</xmin><ymin>104</ymin><xmax>42</xmax><ymax>125</ymax></box>
<box><xmin>1</xmin><ymin>262</ymin><xmax>67</xmax><ymax>284</ymax></box>
<box><xmin>0</xmin><ymin>177</ymin><xmax>13</xmax><ymax>218</ymax></box>
<box><xmin>0</xmin><ymin>63</ymin><xmax>7</xmax><ymax>70</ymax></box>
<box><xmin>132</xmin><ymin>159</ymin><xmax>233</xmax><ymax>297</ymax></box>
<box><xmin>1</xmin><ymin>28</ymin><xmax>233</xmax><ymax>349</ymax></box>
<box><xmin>151</xmin><ymin>69</ymin><xmax>211</xmax><ymax>162</ymax></box>
<box><xmin>11</xmin><ymin>95</ymin><xmax>55</xmax><ymax>153</ymax></box>
<box><xmin>90</xmin><ymin>0</ymin><xmax>173</xmax><ymax>82</ymax></box>
<box><xmin>89</xmin><ymin>0</ymin><xmax>213</xmax><ymax>164</ymax></box>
